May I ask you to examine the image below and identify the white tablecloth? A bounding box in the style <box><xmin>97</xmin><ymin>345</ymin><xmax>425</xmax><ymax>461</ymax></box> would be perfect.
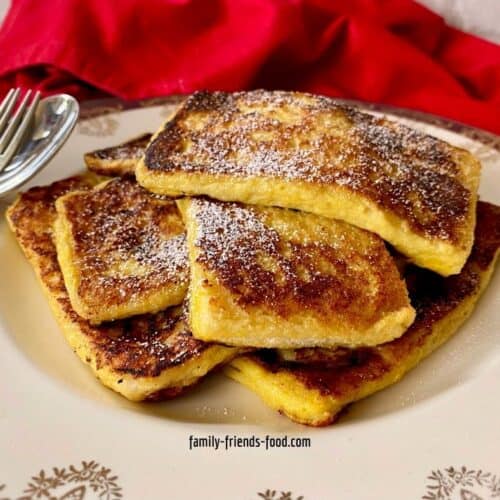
<box><xmin>419</xmin><ymin>0</ymin><xmax>500</xmax><ymax>43</ymax></box>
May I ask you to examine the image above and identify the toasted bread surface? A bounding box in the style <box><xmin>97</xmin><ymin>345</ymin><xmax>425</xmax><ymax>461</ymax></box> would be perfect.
<box><xmin>137</xmin><ymin>90</ymin><xmax>480</xmax><ymax>276</ymax></box>
<box><xmin>84</xmin><ymin>133</ymin><xmax>152</xmax><ymax>177</ymax></box>
<box><xmin>225</xmin><ymin>201</ymin><xmax>500</xmax><ymax>425</ymax></box>
<box><xmin>179</xmin><ymin>197</ymin><xmax>415</xmax><ymax>348</ymax></box>
<box><xmin>54</xmin><ymin>177</ymin><xmax>188</xmax><ymax>323</ymax></box>
<box><xmin>6</xmin><ymin>176</ymin><xmax>240</xmax><ymax>401</ymax></box>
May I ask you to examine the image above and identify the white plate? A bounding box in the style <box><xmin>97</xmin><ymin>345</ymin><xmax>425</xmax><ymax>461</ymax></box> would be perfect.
<box><xmin>0</xmin><ymin>99</ymin><xmax>499</xmax><ymax>500</ymax></box>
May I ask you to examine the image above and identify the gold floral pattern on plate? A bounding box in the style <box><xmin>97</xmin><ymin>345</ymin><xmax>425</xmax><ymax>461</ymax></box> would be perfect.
<box><xmin>78</xmin><ymin>94</ymin><xmax>500</xmax><ymax>151</ymax></box>
<box><xmin>78</xmin><ymin>105</ymin><xmax>124</xmax><ymax>137</ymax></box>
<box><xmin>258</xmin><ymin>490</ymin><xmax>304</xmax><ymax>500</ymax></box>
<box><xmin>78</xmin><ymin>115</ymin><xmax>119</xmax><ymax>137</ymax></box>
<box><xmin>423</xmin><ymin>466</ymin><xmax>500</xmax><ymax>499</ymax></box>
<box><xmin>1</xmin><ymin>461</ymin><xmax>122</xmax><ymax>500</ymax></box>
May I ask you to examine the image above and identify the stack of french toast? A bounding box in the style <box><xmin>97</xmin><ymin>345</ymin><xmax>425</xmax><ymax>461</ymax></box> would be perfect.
<box><xmin>6</xmin><ymin>91</ymin><xmax>500</xmax><ymax>426</ymax></box>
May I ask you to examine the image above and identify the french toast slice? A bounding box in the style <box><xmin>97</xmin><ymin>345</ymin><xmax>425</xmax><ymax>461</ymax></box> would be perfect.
<box><xmin>6</xmin><ymin>176</ymin><xmax>241</xmax><ymax>401</ymax></box>
<box><xmin>137</xmin><ymin>90</ymin><xmax>481</xmax><ymax>276</ymax></box>
<box><xmin>54</xmin><ymin>177</ymin><xmax>188</xmax><ymax>323</ymax></box>
<box><xmin>84</xmin><ymin>133</ymin><xmax>152</xmax><ymax>177</ymax></box>
<box><xmin>83</xmin><ymin>101</ymin><xmax>183</xmax><ymax>177</ymax></box>
<box><xmin>225</xmin><ymin>201</ymin><xmax>500</xmax><ymax>426</ymax></box>
<box><xmin>178</xmin><ymin>197</ymin><xmax>415</xmax><ymax>349</ymax></box>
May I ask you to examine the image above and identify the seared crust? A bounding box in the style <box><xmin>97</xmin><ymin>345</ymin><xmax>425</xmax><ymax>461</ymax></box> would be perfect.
<box><xmin>138</xmin><ymin>90</ymin><xmax>480</xmax><ymax>275</ymax></box>
<box><xmin>180</xmin><ymin>197</ymin><xmax>415</xmax><ymax>348</ymax></box>
<box><xmin>225</xmin><ymin>202</ymin><xmax>500</xmax><ymax>425</ymax></box>
<box><xmin>84</xmin><ymin>133</ymin><xmax>152</xmax><ymax>177</ymax></box>
<box><xmin>54</xmin><ymin>177</ymin><xmax>188</xmax><ymax>323</ymax></box>
<box><xmin>6</xmin><ymin>176</ymin><xmax>241</xmax><ymax>401</ymax></box>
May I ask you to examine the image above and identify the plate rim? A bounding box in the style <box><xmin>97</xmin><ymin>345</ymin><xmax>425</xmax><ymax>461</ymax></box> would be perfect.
<box><xmin>78</xmin><ymin>93</ymin><xmax>500</xmax><ymax>151</ymax></box>
<box><xmin>1</xmin><ymin>93</ymin><xmax>499</xmax><ymax>500</ymax></box>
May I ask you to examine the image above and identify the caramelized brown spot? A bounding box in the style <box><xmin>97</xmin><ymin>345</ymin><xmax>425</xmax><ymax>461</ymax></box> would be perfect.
<box><xmin>8</xmin><ymin>177</ymin><xmax>96</xmax><ymax>261</ymax></box>
<box><xmin>253</xmin><ymin>348</ymin><xmax>391</xmax><ymax>398</ymax></box>
<box><xmin>61</xmin><ymin>178</ymin><xmax>188</xmax><ymax>310</ymax></box>
<box><xmin>91</xmin><ymin>133</ymin><xmax>152</xmax><ymax>161</ymax></box>
<box><xmin>278</xmin><ymin>346</ymin><xmax>357</xmax><ymax>365</ymax></box>
<box><xmin>7</xmin><ymin>177</ymin><xmax>213</xmax><ymax>380</ymax></box>
<box><xmin>251</xmin><ymin>201</ymin><xmax>500</xmax><ymax>396</ymax></box>
<box><xmin>384</xmin><ymin>201</ymin><xmax>500</xmax><ymax>361</ymax></box>
<box><xmin>468</xmin><ymin>201</ymin><xmax>500</xmax><ymax>270</ymax></box>
<box><xmin>84</xmin><ymin>133</ymin><xmax>152</xmax><ymax>176</ymax></box>
<box><xmin>146</xmin><ymin>90</ymin><xmax>476</xmax><ymax>242</ymax></box>
<box><xmin>193</xmin><ymin>198</ymin><xmax>409</xmax><ymax>328</ymax></box>
<box><xmin>80</xmin><ymin>307</ymin><xmax>209</xmax><ymax>377</ymax></box>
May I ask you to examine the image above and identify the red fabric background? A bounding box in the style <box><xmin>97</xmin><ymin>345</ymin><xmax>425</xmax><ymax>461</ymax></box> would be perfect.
<box><xmin>0</xmin><ymin>0</ymin><xmax>499</xmax><ymax>133</ymax></box>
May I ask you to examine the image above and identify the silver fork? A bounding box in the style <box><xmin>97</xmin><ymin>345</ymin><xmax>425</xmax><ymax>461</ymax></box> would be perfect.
<box><xmin>0</xmin><ymin>88</ymin><xmax>41</xmax><ymax>172</ymax></box>
<box><xmin>0</xmin><ymin>89</ymin><xmax>79</xmax><ymax>197</ymax></box>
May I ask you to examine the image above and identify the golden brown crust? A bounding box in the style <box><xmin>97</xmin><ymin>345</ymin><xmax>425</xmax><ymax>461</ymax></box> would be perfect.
<box><xmin>182</xmin><ymin>196</ymin><xmax>415</xmax><ymax>349</ymax></box>
<box><xmin>87</xmin><ymin>307</ymin><xmax>210</xmax><ymax>377</ymax></box>
<box><xmin>84</xmin><ymin>133</ymin><xmax>152</xmax><ymax>176</ymax></box>
<box><xmin>247</xmin><ymin>201</ymin><xmax>500</xmax><ymax>399</ymax></box>
<box><xmin>55</xmin><ymin>178</ymin><xmax>188</xmax><ymax>321</ymax></box>
<box><xmin>145</xmin><ymin>90</ymin><xmax>478</xmax><ymax>244</ymax></box>
<box><xmin>382</xmin><ymin>201</ymin><xmax>500</xmax><ymax>363</ymax></box>
<box><xmin>6</xmin><ymin>177</ymin><xmax>229</xmax><ymax>381</ymax></box>
<box><xmin>7</xmin><ymin>176</ymin><xmax>98</xmax><ymax>254</ymax></box>
<box><xmin>277</xmin><ymin>346</ymin><xmax>361</xmax><ymax>364</ymax></box>
<box><xmin>191</xmin><ymin>198</ymin><xmax>410</xmax><ymax>328</ymax></box>
<box><xmin>252</xmin><ymin>347</ymin><xmax>391</xmax><ymax>399</ymax></box>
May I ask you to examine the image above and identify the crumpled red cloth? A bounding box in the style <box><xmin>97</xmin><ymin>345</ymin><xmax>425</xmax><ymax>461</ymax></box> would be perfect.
<box><xmin>0</xmin><ymin>0</ymin><xmax>499</xmax><ymax>133</ymax></box>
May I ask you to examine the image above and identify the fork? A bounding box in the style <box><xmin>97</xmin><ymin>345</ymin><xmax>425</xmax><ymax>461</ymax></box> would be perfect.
<box><xmin>0</xmin><ymin>89</ymin><xmax>79</xmax><ymax>197</ymax></box>
<box><xmin>0</xmin><ymin>88</ymin><xmax>40</xmax><ymax>172</ymax></box>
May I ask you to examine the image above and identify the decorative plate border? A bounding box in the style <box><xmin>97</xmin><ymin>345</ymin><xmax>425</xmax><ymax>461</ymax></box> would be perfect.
<box><xmin>257</xmin><ymin>490</ymin><xmax>304</xmax><ymax>500</ymax></box>
<box><xmin>0</xmin><ymin>460</ymin><xmax>122</xmax><ymax>500</ymax></box>
<box><xmin>78</xmin><ymin>94</ymin><xmax>500</xmax><ymax>151</ymax></box>
<box><xmin>423</xmin><ymin>466</ymin><xmax>500</xmax><ymax>499</ymax></box>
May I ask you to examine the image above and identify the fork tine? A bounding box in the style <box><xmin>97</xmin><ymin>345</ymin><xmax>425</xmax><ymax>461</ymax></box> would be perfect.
<box><xmin>0</xmin><ymin>91</ymin><xmax>40</xmax><ymax>172</ymax></box>
<box><xmin>0</xmin><ymin>89</ymin><xmax>15</xmax><ymax>118</ymax></box>
<box><xmin>0</xmin><ymin>88</ymin><xmax>20</xmax><ymax>135</ymax></box>
<box><xmin>0</xmin><ymin>89</ymin><xmax>32</xmax><ymax>153</ymax></box>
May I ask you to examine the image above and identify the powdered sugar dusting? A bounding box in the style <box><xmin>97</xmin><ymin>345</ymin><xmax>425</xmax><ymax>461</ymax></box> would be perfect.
<box><xmin>194</xmin><ymin>197</ymin><xmax>279</xmax><ymax>270</ymax></box>
<box><xmin>190</xmin><ymin>197</ymin><xmax>410</xmax><ymax>324</ymax></box>
<box><xmin>65</xmin><ymin>178</ymin><xmax>188</xmax><ymax>306</ymax></box>
<box><xmin>146</xmin><ymin>90</ymin><xmax>476</xmax><ymax>241</ymax></box>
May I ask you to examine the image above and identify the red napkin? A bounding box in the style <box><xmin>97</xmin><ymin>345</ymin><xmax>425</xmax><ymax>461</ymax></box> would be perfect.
<box><xmin>0</xmin><ymin>0</ymin><xmax>499</xmax><ymax>134</ymax></box>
